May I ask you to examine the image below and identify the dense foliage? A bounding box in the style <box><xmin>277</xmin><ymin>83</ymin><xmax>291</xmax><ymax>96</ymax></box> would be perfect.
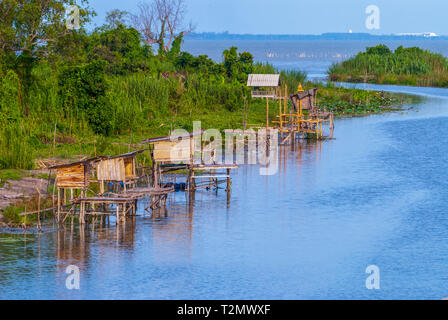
<box><xmin>329</xmin><ymin>45</ymin><xmax>448</xmax><ymax>87</ymax></box>
<box><xmin>0</xmin><ymin>2</ymin><xmax>307</xmax><ymax>170</ymax></box>
<box><xmin>0</xmin><ymin>2</ymin><xmax>407</xmax><ymax>171</ymax></box>
<box><xmin>314</xmin><ymin>82</ymin><xmax>413</xmax><ymax>116</ymax></box>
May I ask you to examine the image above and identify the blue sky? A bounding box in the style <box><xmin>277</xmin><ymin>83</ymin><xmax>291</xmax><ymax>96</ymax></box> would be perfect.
<box><xmin>89</xmin><ymin>0</ymin><xmax>447</xmax><ymax>35</ymax></box>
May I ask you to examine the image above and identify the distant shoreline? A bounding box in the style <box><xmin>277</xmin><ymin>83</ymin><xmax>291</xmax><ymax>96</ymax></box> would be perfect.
<box><xmin>185</xmin><ymin>32</ymin><xmax>448</xmax><ymax>41</ymax></box>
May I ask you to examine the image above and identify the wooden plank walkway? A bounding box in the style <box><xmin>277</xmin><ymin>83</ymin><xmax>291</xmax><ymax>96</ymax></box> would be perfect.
<box><xmin>59</xmin><ymin>186</ymin><xmax>175</xmax><ymax>225</ymax></box>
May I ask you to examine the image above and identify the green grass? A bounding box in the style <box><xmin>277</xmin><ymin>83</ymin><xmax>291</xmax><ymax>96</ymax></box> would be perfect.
<box><xmin>1</xmin><ymin>194</ymin><xmax>53</xmax><ymax>225</ymax></box>
<box><xmin>329</xmin><ymin>45</ymin><xmax>448</xmax><ymax>88</ymax></box>
<box><xmin>312</xmin><ymin>82</ymin><xmax>419</xmax><ymax>116</ymax></box>
<box><xmin>0</xmin><ymin>169</ymin><xmax>23</xmax><ymax>181</ymax></box>
<box><xmin>0</xmin><ymin>58</ymin><xmax>418</xmax><ymax>172</ymax></box>
<box><xmin>16</xmin><ymin>79</ymin><xmax>417</xmax><ymax>170</ymax></box>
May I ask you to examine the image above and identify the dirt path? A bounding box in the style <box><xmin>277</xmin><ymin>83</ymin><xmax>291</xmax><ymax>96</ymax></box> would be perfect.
<box><xmin>0</xmin><ymin>175</ymin><xmax>49</xmax><ymax>211</ymax></box>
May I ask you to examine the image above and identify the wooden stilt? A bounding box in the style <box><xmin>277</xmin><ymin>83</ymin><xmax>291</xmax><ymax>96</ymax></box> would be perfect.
<box><xmin>154</xmin><ymin>163</ymin><xmax>159</xmax><ymax>188</ymax></box>
<box><xmin>226</xmin><ymin>169</ymin><xmax>231</xmax><ymax>192</ymax></box>
<box><xmin>57</xmin><ymin>188</ymin><xmax>61</xmax><ymax>224</ymax></box>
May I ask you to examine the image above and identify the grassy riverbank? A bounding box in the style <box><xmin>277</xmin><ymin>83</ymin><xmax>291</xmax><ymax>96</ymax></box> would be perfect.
<box><xmin>312</xmin><ymin>82</ymin><xmax>419</xmax><ymax>116</ymax></box>
<box><xmin>329</xmin><ymin>45</ymin><xmax>448</xmax><ymax>87</ymax></box>
<box><xmin>0</xmin><ymin>47</ymin><xmax>413</xmax><ymax>172</ymax></box>
<box><xmin>0</xmin><ymin>79</ymin><xmax>416</xmax><ymax>226</ymax></box>
<box><xmin>0</xmin><ymin>9</ymin><xmax>419</xmax><ymax>225</ymax></box>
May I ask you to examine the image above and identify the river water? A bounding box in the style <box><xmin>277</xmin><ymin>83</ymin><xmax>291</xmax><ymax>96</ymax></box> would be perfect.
<box><xmin>1</xmin><ymin>40</ymin><xmax>448</xmax><ymax>300</ymax></box>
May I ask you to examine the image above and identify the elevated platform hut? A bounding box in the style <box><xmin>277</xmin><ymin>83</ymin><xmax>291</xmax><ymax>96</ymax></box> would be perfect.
<box><xmin>49</xmin><ymin>151</ymin><xmax>174</xmax><ymax>225</ymax></box>
<box><xmin>87</xmin><ymin>150</ymin><xmax>173</xmax><ymax>222</ymax></box>
<box><xmin>96</xmin><ymin>150</ymin><xmax>144</xmax><ymax>194</ymax></box>
<box><xmin>142</xmin><ymin>131</ymin><xmax>238</xmax><ymax>193</ymax></box>
<box><xmin>247</xmin><ymin>74</ymin><xmax>282</xmax><ymax>128</ymax></box>
<box><xmin>289</xmin><ymin>87</ymin><xmax>334</xmax><ymax>139</ymax></box>
<box><xmin>49</xmin><ymin>157</ymin><xmax>103</xmax><ymax>223</ymax></box>
<box><xmin>274</xmin><ymin>86</ymin><xmax>335</xmax><ymax>144</ymax></box>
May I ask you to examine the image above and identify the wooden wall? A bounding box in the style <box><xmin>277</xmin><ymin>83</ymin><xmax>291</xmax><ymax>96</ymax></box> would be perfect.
<box><xmin>153</xmin><ymin>140</ymin><xmax>190</xmax><ymax>163</ymax></box>
<box><xmin>96</xmin><ymin>157</ymin><xmax>137</xmax><ymax>181</ymax></box>
<box><xmin>56</xmin><ymin>164</ymin><xmax>87</xmax><ymax>188</ymax></box>
<box><xmin>124</xmin><ymin>157</ymin><xmax>136</xmax><ymax>180</ymax></box>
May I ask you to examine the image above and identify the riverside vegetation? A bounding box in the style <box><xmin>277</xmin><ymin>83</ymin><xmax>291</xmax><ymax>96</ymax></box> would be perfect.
<box><xmin>0</xmin><ymin>31</ymin><xmax>411</xmax><ymax>172</ymax></box>
<box><xmin>0</xmin><ymin>2</ymin><xmax>415</xmax><ymax>224</ymax></box>
<box><xmin>329</xmin><ymin>44</ymin><xmax>448</xmax><ymax>87</ymax></box>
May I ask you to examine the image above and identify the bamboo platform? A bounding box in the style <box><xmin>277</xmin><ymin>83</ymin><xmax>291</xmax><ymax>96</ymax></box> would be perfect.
<box><xmin>59</xmin><ymin>186</ymin><xmax>174</xmax><ymax>225</ymax></box>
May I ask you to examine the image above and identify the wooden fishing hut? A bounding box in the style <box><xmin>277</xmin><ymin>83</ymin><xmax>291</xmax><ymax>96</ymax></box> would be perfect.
<box><xmin>274</xmin><ymin>86</ymin><xmax>335</xmax><ymax>144</ymax></box>
<box><xmin>49</xmin><ymin>157</ymin><xmax>103</xmax><ymax>223</ymax></box>
<box><xmin>142</xmin><ymin>131</ymin><xmax>238</xmax><ymax>193</ymax></box>
<box><xmin>49</xmin><ymin>151</ymin><xmax>174</xmax><ymax>225</ymax></box>
<box><xmin>247</xmin><ymin>74</ymin><xmax>282</xmax><ymax>128</ymax></box>
<box><xmin>96</xmin><ymin>150</ymin><xmax>144</xmax><ymax>194</ymax></box>
<box><xmin>290</xmin><ymin>87</ymin><xmax>334</xmax><ymax>135</ymax></box>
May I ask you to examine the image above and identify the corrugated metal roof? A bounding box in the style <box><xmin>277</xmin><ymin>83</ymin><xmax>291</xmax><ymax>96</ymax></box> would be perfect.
<box><xmin>247</xmin><ymin>74</ymin><xmax>281</xmax><ymax>87</ymax></box>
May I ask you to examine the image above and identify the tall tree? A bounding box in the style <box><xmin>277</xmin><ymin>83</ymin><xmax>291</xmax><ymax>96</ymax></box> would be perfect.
<box><xmin>131</xmin><ymin>0</ymin><xmax>194</xmax><ymax>53</ymax></box>
<box><xmin>0</xmin><ymin>0</ymin><xmax>93</xmax><ymax>108</ymax></box>
<box><xmin>0</xmin><ymin>0</ymin><xmax>92</xmax><ymax>58</ymax></box>
<box><xmin>105</xmin><ymin>9</ymin><xmax>129</xmax><ymax>29</ymax></box>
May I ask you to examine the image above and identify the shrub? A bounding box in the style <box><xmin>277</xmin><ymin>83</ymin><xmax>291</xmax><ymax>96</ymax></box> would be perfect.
<box><xmin>59</xmin><ymin>60</ymin><xmax>112</xmax><ymax>135</ymax></box>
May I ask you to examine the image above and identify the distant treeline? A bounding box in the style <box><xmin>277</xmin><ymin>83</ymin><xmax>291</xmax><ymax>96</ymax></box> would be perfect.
<box><xmin>0</xmin><ymin>4</ymin><xmax>306</xmax><ymax>170</ymax></box>
<box><xmin>186</xmin><ymin>32</ymin><xmax>447</xmax><ymax>41</ymax></box>
<box><xmin>329</xmin><ymin>44</ymin><xmax>448</xmax><ymax>87</ymax></box>
<box><xmin>0</xmin><ymin>1</ymin><xmax>412</xmax><ymax>172</ymax></box>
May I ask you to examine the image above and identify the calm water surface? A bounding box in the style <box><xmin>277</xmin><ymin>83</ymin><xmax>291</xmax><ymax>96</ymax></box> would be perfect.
<box><xmin>183</xmin><ymin>39</ymin><xmax>448</xmax><ymax>79</ymax></box>
<box><xmin>2</xmin><ymin>40</ymin><xmax>448</xmax><ymax>300</ymax></box>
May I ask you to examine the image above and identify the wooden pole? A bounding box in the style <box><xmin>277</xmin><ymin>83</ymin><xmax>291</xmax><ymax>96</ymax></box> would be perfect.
<box><xmin>266</xmin><ymin>97</ymin><xmax>269</xmax><ymax>128</ymax></box>
<box><xmin>79</xmin><ymin>201</ymin><xmax>84</xmax><ymax>225</ymax></box>
<box><xmin>154</xmin><ymin>163</ymin><xmax>159</xmax><ymax>188</ymax></box>
<box><xmin>284</xmin><ymin>85</ymin><xmax>287</xmax><ymax>113</ymax></box>
<box><xmin>189</xmin><ymin>135</ymin><xmax>195</xmax><ymax>192</ymax></box>
<box><xmin>244</xmin><ymin>98</ymin><xmax>248</xmax><ymax>130</ymax></box>
<box><xmin>279</xmin><ymin>90</ymin><xmax>282</xmax><ymax>130</ymax></box>
<box><xmin>57</xmin><ymin>187</ymin><xmax>60</xmax><ymax>223</ymax></box>
<box><xmin>36</xmin><ymin>187</ymin><xmax>41</xmax><ymax>229</ymax></box>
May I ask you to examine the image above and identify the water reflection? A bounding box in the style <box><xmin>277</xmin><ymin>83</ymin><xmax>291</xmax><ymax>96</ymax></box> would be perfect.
<box><xmin>279</xmin><ymin>139</ymin><xmax>323</xmax><ymax>174</ymax></box>
<box><xmin>3</xmin><ymin>92</ymin><xmax>448</xmax><ymax>299</ymax></box>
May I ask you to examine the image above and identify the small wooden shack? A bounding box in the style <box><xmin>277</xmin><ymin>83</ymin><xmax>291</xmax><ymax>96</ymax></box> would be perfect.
<box><xmin>247</xmin><ymin>74</ymin><xmax>281</xmax><ymax>98</ymax></box>
<box><xmin>152</xmin><ymin>140</ymin><xmax>191</xmax><ymax>163</ymax></box>
<box><xmin>143</xmin><ymin>131</ymin><xmax>237</xmax><ymax>192</ymax></box>
<box><xmin>247</xmin><ymin>74</ymin><xmax>283</xmax><ymax>127</ymax></box>
<box><xmin>290</xmin><ymin>88</ymin><xmax>318</xmax><ymax>113</ymax></box>
<box><xmin>96</xmin><ymin>150</ymin><xmax>144</xmax><ymax>193</ymax></box>
<box><xmin>272</xmin><ymin>87</ymin><xmax>335</xmax><ymax>142</ymax></box>
<box><xmin>50</xmin><ymin>157</ymin><xmax>102</xmax><ymax>190</ymax></box>
<box><xmin>48</xmin><ymin>151</ymin><xmax>176</xmax><ymax>225</ymax></box>
<box><xmin>290</xmin><ymin>88</ymin><xmax>334</xmax><ymax>123</ymax></box>
<box><xmin>49</xmin><ymin>157</ymin><xmax>103</xmax><ymax>222</ymax></box>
